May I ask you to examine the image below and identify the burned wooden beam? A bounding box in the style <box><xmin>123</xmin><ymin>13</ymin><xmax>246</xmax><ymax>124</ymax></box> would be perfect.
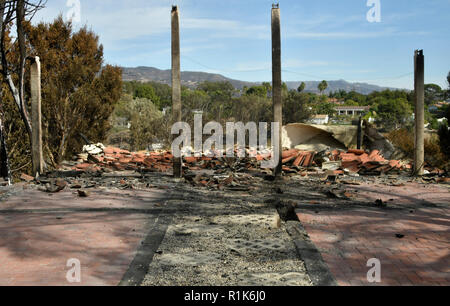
<box><xmin>414</xmin><ymin>50</ymin><xmax>425</xmax><ymax>176</ymax></box>
<box><xmin>172</xmin><ymin>5</ymin><xmax>182</xmax><ymax>178</ymax></box>
<box><xmin>30</xmin><ymin>56</ymin><xmax>44</xmax><ymax>176</ymax></box>
<box><xmin>272</xmin><ymin>5</ymin><xmax>283</xmax><ymax>177</ymax></box>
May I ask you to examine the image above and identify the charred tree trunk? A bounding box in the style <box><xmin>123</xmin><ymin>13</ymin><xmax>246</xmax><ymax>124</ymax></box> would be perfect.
<box><xmin>0</xmin><ymin>87</ymin><xmax>11</xmax><ymax>183</ymax></box>
<box><xmin>0</xmin><ymin>118</ymin><xmax>10</xmax><ymax>183</ymax></box>
<box><xmin>0</xmin><ymin>0</ymin><xmax>32</xmax><ymax>141</ymax></box>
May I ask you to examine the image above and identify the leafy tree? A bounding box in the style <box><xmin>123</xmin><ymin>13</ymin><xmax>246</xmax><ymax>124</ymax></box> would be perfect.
<box><xmin>9</xmin><ymin>16</ymin><xmax>122</xmax><ymax>166</ymax></box>
<box><xmin>261</xmin><ymin>82</ymin><xmax>272</xmax><ymax>93</ymax></box>
<box><xmin>315</xmin><ymin>102</ymin><xmax>335</xmax><ymax>117</ymax></box>
<box><xmin>344</xmin><ymin>99</ymin><xmax>359</xmax><ymax>106</ymax></box>
<box><xmin>424</xmin><ymin>84</ymin><xmax>443</xmax><ymax>106</ymax></box>
<box><xmin>196</xmin><ymin>81</ymin><xmax>236</xmax><ymax>123</ymax></box>
<box><xmin>297</xmin><ymin>82</ymin><xmax>306</xmax><ymax>93</ymax></box>
<box><xmin>123</xmin><ymin>81</ymin><xmax>171</xmax><ymax>110</ymax></box>
<box><xmin>112</xmin><ymin>93</ymin><xmax>134</xmax><ymax>120</ymax></box>
<box><xmin>232</xmin><ymin>95</ymin><xmax>272</xmax><ymax>124</ymax></box>
<box><xmin>368</xmin><ymin>96</ymin><xmax>385</xmax><ymax>112</ymax></box>
<box><xmin>318</xmin><ymin>80</ymin><xmax>328</xmax><ymax>95</ymax></box>
<box><xmin>128</xmin><ymin>98</ymin><xmax>164</xmax><ymax>151</ymax></box>
<box><xmin>335</xmin><ymin>89</ymin><xmax>347</xmax><ymax>99</ymax></box>
<box><xmin>283</xmin><ymin>91</ymin><xmax>312</xmax><ymax>124</ymax></box>
<box><xmin>181</xmin><ymin>89</ymin><xmax>211</xmax><ymax>124</ymax></box>
<box><xmin>376</xmin><ymin>98</ymin><xmax>412</xmax><ymax>131</ymax></box>
<box><xmin>429</xmin><ymin>118</ymin><xmax>440</xmax><ymax>130</ymax></box>
<box><xmin>134</xmin><ymin>84</ymin><xmax>160</xmax><ymax>103</ymax></box>
<box><xmin>346</xmin><ymin>91</ymin><xmax>367</xmax><ymax>105</ymax></box>
<box><xmin>197</xmin><ymin>81</ymin><xmax>234</xmax><ymax>99</ymax></box>
<box><xmin>244</xmin><ymin>85</ymin><xmax>268</xmax><ymax>98</ymax></box>
<box><xmin>150</xmin><ymin>82</ymin><xmax>172</xmax><ymax>109</ymax></box>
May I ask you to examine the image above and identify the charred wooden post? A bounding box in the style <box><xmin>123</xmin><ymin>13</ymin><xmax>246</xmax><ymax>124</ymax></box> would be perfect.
<box><xmin>357</xmin><ymin>116</ymin><xmax>363</xmax><ymax>150</ymax></box>
<box><xmin>414</xmin><ymin>50</ymin><xmax>425</xmax><ymax>176</ymax></box>
<box><xmin>272</xmin><ymin>5</ymin><xmax>283</xmax><ymax>176</ymax></box>
<box><xmin>172</xmin><ymin>6</ymin><xmax>182</xmax><ymax>177</ymax></box>
<box><xmin>31</xmin><ymin>56</ymin><xmax>44</xmax><ymax>176</ymax></box>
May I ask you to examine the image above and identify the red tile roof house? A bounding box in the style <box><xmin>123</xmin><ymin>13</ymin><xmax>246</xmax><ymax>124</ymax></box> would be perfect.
<box><xmin>328</xmin><ymin>98</ymin><xmax>344</xmax><ymax>105</ymax></box>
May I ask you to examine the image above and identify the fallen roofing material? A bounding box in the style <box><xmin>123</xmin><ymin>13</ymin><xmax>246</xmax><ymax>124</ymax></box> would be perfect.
<box><xmin>68</xmin><ymin>145</ymin><xmax>411</xmax><ymax>176</ymax></box>
<box><xmin>73</xmin><ymin>146</ymin><xmax>174</xmax><ymax>173</ymax></box>
<box><xmin>37</xmin><ymin>143</ymin><xmax>443</xmax><ymax>191</ymax></box>
<box><xmin>282</xmin><ymin>124</ymin><xmax>358</xmax><ymax>152</ymax></box>
<box><xmin>324</xmin><ymin>149</ymin><xmax>410</xmax><ymax>175</ymax></box>
<box><xmin>282</xmin><ymin>150</ymin><xmax>316</xmax><ymax>168</ymax></box>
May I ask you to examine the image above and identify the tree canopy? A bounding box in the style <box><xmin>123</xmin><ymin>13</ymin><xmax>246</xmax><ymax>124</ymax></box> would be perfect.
<box><xmin>2</xmin><ymin>16</ymin><xmax>122</xmax><ymax>172</ymax></box>
<box><xmin>297</xmin><ymin>82</ymin><xmax>306</xmax><ymax>93</ymax></box>
<box><xmin>376</xmin><ymin>98</ymin><xmax>412</xmax><ymax>131</ymax></box>
<box><xmin>424</xmin><ymin>84</ymin><xmax>443</xmax><ymax>106</ymax></box>
<box><xmin>318</xmin><ymin>80</ymin><xmax>328</xmax><ymax>94</ymax></box>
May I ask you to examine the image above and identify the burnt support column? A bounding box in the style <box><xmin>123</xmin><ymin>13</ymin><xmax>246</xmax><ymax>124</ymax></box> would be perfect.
<box><xmin>357</xmin><ymin>116</ymin><xmax>363</xmax><ymax>150</ymax></box>
<box><xmin>31</xmin><ymin>56</ymin><xmax>44</xmax><ymax>177</ymax></box>
<box><xmin>414</xmin><ymin>50</ymin><xmax>425</xmax><ymax>176</ymax></box>
<box><xmin>172</xmin><ymin>6</ymin><xmax>182</xmax><ymax>177</ymax></box>
<box><xmin>272</xmin><ymin>4</ymin><xmax>282</xmax><ymax>176</ymax></box>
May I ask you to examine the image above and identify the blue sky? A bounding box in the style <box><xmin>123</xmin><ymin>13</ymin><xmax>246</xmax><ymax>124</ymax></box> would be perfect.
<box><xmin>34</xmin><ymin>0</ymin><xmax>450</xmax><ymax>89</ymax></box>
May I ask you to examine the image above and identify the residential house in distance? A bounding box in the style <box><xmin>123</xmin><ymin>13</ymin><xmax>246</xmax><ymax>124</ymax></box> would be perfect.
<box><xmin>328</xmin><ymin>98</ymin><xmax>344</xmax><ymax>105</ymax></box>
<box><xmin>309</xmin><ymin>114</ymin><xmax>329</xmax><ymax>125</ymax></box>
<box><xmin>429</xmin><ymin>101</ymin><xmax>450</xmax><ymax>113</ymax></box>
<box><xmin>335</xmin><ymin>106</ymin><xmax>370</xmax><ymax>117</ymax></box>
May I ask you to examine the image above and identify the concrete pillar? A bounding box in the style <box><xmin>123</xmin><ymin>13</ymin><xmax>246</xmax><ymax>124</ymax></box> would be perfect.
<box><xmin>414</xmin><ymin>50</ymin><xmax>425</xmax><ymax>176</ymax></box>
<box><xmin>271</xmin><ymin>5</ymin><xmax>282</xmax><ymax>176</ymax></box>
<box><xmin>172</xmin><ymin>6</ymin><xmax>182</xmax><ymax>177</ymax></box>
<box><xmin>31</xmin><ymin>56</ymin><xmax>44</xmax><ymax>176</ymax></box>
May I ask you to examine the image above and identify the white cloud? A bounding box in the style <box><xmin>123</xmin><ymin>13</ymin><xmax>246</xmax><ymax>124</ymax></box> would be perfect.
<box><xmin>34</xmin><ymin>1</ymin><xmax>269</xmax><ymax>47</ymax></box>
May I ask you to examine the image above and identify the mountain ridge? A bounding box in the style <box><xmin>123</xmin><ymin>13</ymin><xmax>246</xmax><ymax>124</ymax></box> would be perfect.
<box><xmin>122</xmin><ymin>66</ymin><xmax>401</xmax><ymax>95</ymax></box>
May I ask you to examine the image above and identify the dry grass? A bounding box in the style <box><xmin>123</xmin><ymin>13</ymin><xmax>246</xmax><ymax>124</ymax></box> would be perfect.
<box><xmin>387</xmin><ymin>129</ymin><xmax>448</xmax><ymax>170</ymax></box>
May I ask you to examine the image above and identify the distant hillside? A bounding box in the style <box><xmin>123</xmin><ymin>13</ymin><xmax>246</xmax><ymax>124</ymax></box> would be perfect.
<box><xmin>122</xmin><ymin>66</ymin><xmax>256</xmax><ymax>89</ymax></box>
<box><xmin>122</xmin><ymin>66</ymin><xmax>401</xmax><ymax>94</ymax></box>
<box><xmin>285</xmin><ymin>80</ymin><xmax>398</xmax><ymax>95</ymax></box>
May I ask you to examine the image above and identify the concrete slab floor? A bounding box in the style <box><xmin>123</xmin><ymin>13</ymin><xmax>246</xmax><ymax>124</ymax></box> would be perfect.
<box><xmin>1</xmin><ymin>173</ymin><xmax>448</xmax><ymax>287</ymax></box>
<box><xmin>0</xmin><ymin>188</ymin><xmax>168</xmax><ymax>286</ymax></box>
<box><xmin>295</xmin><ymin>182</ymin><xmax>450</xmax><ymax>286</ymax></box>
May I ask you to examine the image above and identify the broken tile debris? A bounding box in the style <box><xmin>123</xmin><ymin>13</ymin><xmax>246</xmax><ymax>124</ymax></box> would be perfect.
<box><xmin>16</xmin><ymin>143</ymin><xmax>447</xmax><ymax>193</ymax></box>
